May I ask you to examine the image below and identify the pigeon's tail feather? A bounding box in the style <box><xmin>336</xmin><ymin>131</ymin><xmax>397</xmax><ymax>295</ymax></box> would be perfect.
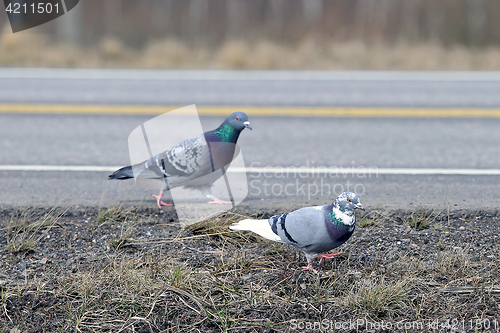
<box><xmin>230</xmin><ymin>219</ymin><xmax>282</xmax><ymax>242</ymax></box>
<box><xmin>109</xmin><ymin>165</ymin><xmax>134</xmax><ymax>180</ymax></box>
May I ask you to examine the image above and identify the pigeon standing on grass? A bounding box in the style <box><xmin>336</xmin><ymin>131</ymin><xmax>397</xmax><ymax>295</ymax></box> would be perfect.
<box><xmin>109</xmin><ymin>112</ymin><xmax>252</xmax><ymax>208</ymax></box>
<box><xmin>230</xmin><ymin>192</ymin><xmax>364</xmax><ymax>272</ymax></box>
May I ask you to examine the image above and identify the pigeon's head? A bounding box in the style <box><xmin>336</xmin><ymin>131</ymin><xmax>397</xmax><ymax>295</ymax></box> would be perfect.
<box><xmin>226</xmin><ymin>112</ymin><xmax>252</xmax><ymax>131</ymax></box>
<box><xmin>334</xmin><ymin>192</ymin><xmax>364</xmax><ymax>212</ymax></box>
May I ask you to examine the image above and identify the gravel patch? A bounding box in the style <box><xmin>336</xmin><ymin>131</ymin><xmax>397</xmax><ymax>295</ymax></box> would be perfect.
<box><xmin>1</xmin><ymin>206</ymin><xmax>500</xmax><ymax>332</ymax></box>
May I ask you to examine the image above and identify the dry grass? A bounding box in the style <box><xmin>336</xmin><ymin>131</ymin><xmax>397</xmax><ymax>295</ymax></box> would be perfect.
<box><xmin>1</xmin><ymin>209</ymin><xmax>500</xmax><ymax>332</ymax></box>
<box><xmin>405</xmin><ymin>212</ymin><xmax>431</xmax><ymax>231</ymax></box>
<box><xmin>436</xmin><ymin>248</ymin><xmax>472</xmax><ymax>278</ymax></box>
<box><xmin>346</xmin><ymin>277</ymin><xmax>410</xmax><ymax>317</ymax></box>
<box><xmin>5</xmin><ymin>208</ymin><xmax>62</xmax><ymax>253</ymax></box>
<box><xmin>3</xmin><ymin>29</ymin><xmax>500</xmax><ymax>70</ymax></box>
<box><xmin>357</xmin><ymin>209</ymin><xmax>396</xmax><ymax>229</ymax></box>
<box><xmin>96</xmin><ymin>205</ymin><xmax>141</xmax><ymax>250</ymax></box>
<box><xmin>404</xmin><ymin>209</ymin><xmax>445</xmax><ymax>231</ymax></box>
<box><xmin>96</xmin><ymin>206</ymin><xmax>136</xmax><ymax>225</ymax></box>
<box><xmin>359</xmin><ymin>216</ymin><xmax>378</xmax><ymax>228</ymax></box>
<box><xmin>186</xmin><ymin>211</ymin><xmax>262</xmax><ymax>244</ymax></box>
<box><xmin>1</xmin><ymin>245</ymin><xmax>492</xmax><ymax>331</ymax></box>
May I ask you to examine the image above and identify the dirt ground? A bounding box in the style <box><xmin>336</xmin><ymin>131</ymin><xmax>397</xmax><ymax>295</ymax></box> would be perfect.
<box><xmin>1</xmin><ymin>206</ymin><xmax>500</xmax><ymax>332</ymax></box>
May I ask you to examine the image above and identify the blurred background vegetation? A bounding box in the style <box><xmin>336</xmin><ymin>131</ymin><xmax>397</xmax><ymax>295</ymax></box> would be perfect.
<box><xmin>1</xmin><ymin>0</ymin><xmax>500</xmax><ymax>69</ymax></box>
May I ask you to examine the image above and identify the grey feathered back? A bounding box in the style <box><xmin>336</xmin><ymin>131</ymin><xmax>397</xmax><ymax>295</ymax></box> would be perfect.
<box><xmin>132</xmin><ymin>134</ymin><xmax>214</xmax><ymax>189</ymax></box>
<box><xmin>270</xmin><ymin>207</ymin><xmax>338</xmax><ymax>254</ymax></box>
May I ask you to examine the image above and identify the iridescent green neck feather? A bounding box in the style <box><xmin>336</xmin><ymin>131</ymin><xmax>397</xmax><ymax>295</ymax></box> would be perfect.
<box><xmin>214</xmin><ymin>123</ymin><xmax>238</xmax><ymax>142</ymax></box>
<box><xmin>328</xmin><ymin>211</ymin><xmax>344</xmax><ymax>226</ymax></box>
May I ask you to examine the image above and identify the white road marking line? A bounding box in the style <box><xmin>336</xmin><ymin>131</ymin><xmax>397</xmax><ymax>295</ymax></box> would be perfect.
<box><xmin>231</xmin><ymin>167</ymin><xmax>500</xmax><ymax>175</ymax></box>
<box><xmin>1</xmin><ymin>165</ymin><xmax>499</xmax><ymax>176</ymax></box>
<box><xmin>0</xmin><ymin>165</ymin><xmax>120</xmax><ymax>172</ymax></box>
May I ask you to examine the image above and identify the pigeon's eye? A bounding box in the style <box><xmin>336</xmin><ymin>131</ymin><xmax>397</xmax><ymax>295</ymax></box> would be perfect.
<box><xmin>347</xmin><ymin>198</ymin><xmax>352</xmax><ymax>202</ymax></box>
<box><xmin>235</xmin><ymin>116</ymin><xmax>240</xmax><ymax>121</ymax></box>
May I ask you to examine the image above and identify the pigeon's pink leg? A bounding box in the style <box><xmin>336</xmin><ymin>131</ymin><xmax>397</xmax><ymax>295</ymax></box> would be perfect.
<box><xmin>152</xmin><ymin>191</ymin><xmax>173</xmax><ymax>208</ymax></box>
<box><xmin>316</xmin><ymin>253</ymin><xmax>341</xmax><ymax>265</ymax></box>
<box><xmin>301</xmin><ymin>263</ymin><xmax>318</xmax><ymax>273</ymax></box>
<box><xmin>207</xmin><ymin>195</ymin><xmax>233</xmax><ymax>205</ymax></box>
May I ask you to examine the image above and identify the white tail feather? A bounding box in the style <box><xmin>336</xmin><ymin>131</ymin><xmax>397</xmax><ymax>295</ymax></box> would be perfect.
<box><xmin>229</xmin><ymin>219</ymin><xmax>282</xmax><ymax>242</ymax></box>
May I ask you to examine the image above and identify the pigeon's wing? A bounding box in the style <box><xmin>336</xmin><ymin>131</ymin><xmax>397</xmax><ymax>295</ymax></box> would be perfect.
<box><xmin>135</xmin><ymin>135</ymin><xmax>213</xmax><ymax>184</ymax></box>
<box><xmin>270</xmin><ymin>206</ymin><xmax>335</xmax><ymax>254</ymax></box>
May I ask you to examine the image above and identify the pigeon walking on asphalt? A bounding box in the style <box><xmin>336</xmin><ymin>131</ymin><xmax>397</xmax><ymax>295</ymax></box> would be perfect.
<box><xmin>109</xmin><ymin>112</ymin><xmax>252</xmax><ymax>208</ymax></box>
<box><xmin>230</xmin><ymin>192</ymin><xmax>364</xmax><ymax>272</ymax></box>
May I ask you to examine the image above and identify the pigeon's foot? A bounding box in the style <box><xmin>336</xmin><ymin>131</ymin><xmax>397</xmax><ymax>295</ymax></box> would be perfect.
<box><xmin>207</xmin><ymin>197</ymin><xmax>233</xmax><ymax>205</ymax></box>
<box><xmin>151</xmin><ymin>195</ymin><xmax>173</xmax><ymax>208</ymax></box>
<box><xmin>301</xmin><ymin>263</ymin><xmax>318</xmax><ymax>273</ymax></box>
<box><xmin>316</xmin><ymin>252</ymin><xmax>341</xmax><ymax>265</ymax></box>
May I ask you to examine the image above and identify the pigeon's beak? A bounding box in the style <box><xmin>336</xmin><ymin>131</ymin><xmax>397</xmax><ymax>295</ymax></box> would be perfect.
<box><xmin>355</xmin><ymin>203</ymin><xmax>365</xmax><ymax>211</ymax></box>
<box><xmin>244</xmin><ymin>121</ymin><xmax>252</xmax><ymax>130</ymax></box>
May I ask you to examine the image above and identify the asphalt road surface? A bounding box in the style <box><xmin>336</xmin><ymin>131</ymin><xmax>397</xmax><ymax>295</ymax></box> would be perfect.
<box><xmin>0</xmin><ymin>69</ymin><xmax>499</xmax><ymax>216</ymax></box>
<box><xmin>1</xmin><ymin>69</ymin><xmax>500</xmax><ymax>107</ymax></box>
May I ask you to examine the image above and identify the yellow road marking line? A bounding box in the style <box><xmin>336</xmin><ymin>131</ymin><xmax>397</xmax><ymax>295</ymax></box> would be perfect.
<box><xmin>1</xmin><ymin>104</ymin><xmax>500</xmax><ymax>117</ymax></box>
